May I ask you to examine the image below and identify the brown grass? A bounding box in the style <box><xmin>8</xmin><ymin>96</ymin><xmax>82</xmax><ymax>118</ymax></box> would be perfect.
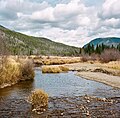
<box><xmin>33</xmin><ymin>56</ymin><xmax>81</xmax><ymax>65</ymax></box>
<box><xmin>0</xmin><ymin>58</ymin><xmax>20</xmax><ymax>88</ymax></box>
<box><xmin>42</xmin><ymin>65</ymin><xmax>69</xmax><ymax>73</ymax></box>
<box><xmin>104</xmin><ymin>61</ymin><xmax>120</xmax><ymax>70</ymax></box>
<box><xmin>28</xmin><ymin>89</ymin><xmax>48</xmax><ymax>112</ymax></box>
<box><xmin>0</xmin><ymin>57</ymin><xmax>35</xmax><ymax>88</ymax></box>
<box><xmin>59</xmin><ymin>65</ymin><xmax>69</xmax><ymax>72</ymax></box>
<box><xmin>42</xmin><ymin>65</ymin><xmax>62</xmax><ymax>73</ymax></box>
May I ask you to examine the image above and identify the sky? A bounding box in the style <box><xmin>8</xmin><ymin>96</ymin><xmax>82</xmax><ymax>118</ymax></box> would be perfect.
<box><xmin>0</xmin><ymin>0</ymin><xmax>120</xmax><ymax>47</ymax></box>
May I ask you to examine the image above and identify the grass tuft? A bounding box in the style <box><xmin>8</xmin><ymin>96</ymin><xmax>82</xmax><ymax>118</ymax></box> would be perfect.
<box><xmin>28</xmin><ymin>89</ymin><xmax>48</xmax><ymax>112</ymax></box>
<box><xmin>42</xmin><ymin>65</ymin><xmax>69</xmax><ymax>73</ymax></box>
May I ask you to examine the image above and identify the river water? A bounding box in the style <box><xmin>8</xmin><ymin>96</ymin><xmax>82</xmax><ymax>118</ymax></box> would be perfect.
<box><xmin>0</xmin><ymin>69</ymin><xmax>120</xmax><ymax>117</ymax></box>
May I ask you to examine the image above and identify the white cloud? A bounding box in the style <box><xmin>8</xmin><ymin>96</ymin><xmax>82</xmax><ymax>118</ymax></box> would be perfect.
<box><xmin>100</xmin><ymin>0</ymin><xmax>120</xmax><ymax>19</ymax></box>
<box><xmin>31</xmin><ymin>7</ymin><xmax>55</xmax><ymax>22</ymax></box>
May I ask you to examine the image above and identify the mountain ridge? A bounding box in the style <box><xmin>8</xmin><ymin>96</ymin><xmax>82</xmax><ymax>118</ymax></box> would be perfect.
<box><xmin>84</xmin><ymin>37</ymin><xmax>120</xmax><ymax>48</ymax></box>
<box><xmin>0</xmin><ymin>25</ymin><xmax>80</xmax><ymax>56</ymax></box>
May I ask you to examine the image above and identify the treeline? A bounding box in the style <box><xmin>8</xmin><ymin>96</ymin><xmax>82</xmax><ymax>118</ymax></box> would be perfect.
<box><xmin>80</xmin><ymin>43</ymin><xmax>120</xmax><ymax>63</ymax></box>
<box><xmin>80</xmin><ymin>43</ymin><xmax>120</xmax><ymax>55</ymax></box>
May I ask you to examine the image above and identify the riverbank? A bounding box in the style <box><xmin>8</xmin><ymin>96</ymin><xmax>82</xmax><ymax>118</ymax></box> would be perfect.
<box><xmin>65</xmin><ymin>61</ymin><xmax>120</xmax><ymax>88</ymax></box>
<box><xmin>77</xmin><ymin>72</ymin><xmax>120</xmax><ymax>88</ymax></box>
<box><xmin>0</xmin><ymin>57</ymin><xmax>34</xmax><ymax>89</ymax></box>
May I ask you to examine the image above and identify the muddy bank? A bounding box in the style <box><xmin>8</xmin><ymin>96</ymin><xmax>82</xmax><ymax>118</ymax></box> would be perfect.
<box><xmin>0</xmin><ymin>95</ymin><xmax>120</xmax><ymax>118</ymax></box>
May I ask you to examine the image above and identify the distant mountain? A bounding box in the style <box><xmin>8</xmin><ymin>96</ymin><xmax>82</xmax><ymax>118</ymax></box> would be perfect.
<box><xmin>84</xmin><ymin>37</ymin><xmax>120</xmax><ymax>48</ymax></box>
<box><xmin>0</xmin><ymin>25</ymin><xmax>80</xmax><ymax>56</ymax></box>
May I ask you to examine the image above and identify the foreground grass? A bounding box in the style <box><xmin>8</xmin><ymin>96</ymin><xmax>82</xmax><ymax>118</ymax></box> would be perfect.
<box><xmin>0</xmin><ymin>57</ymin><xmax>35</xmax><ymax>88</ymax></box>
<box><xmin>28</xmin><ymin>89</ymin><xmax>48</xmax><ymax>113</ymax></box>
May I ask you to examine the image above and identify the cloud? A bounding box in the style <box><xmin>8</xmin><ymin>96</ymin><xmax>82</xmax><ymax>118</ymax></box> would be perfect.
<box><xmin>31</xmin><ymin>7</ymin><xmax>55</xmax><ymax>22</ymax></box>
<box><xmin>99</xmin><ymin>0</ymin><xmax>120</xmax><ymax>19</ymax></box>
<box><xmin>0</xmin><ymin>0</ymin><xmax>120</xmax><ymax>47</ymax></box>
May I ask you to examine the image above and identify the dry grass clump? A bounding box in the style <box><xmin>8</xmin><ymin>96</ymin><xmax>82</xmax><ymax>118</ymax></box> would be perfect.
<box><xmin>0</xmin><ymin>57</ymin><xmax>35</xmax><ymax>88</ymax></box>
<box><xmin>0</xmin><ymin>58</ymin><xmax>21</xmax><ymax>88</ymax></box>
<box><xmin>104</xmin><ymin>61</ymin><xmax>120</xmax><ymax>70</ymax></box>
<box><xmin>42</xmin><ymin>65</ymin><xmax>62</xmax><ymax>73</ymax></box>
<box><xmin>42</xmin><ymin>65</ymin><xmax>69</xmax><ymax>73</ymax></box>
<box><xmin>59</xmin><ymin>65</ymin><xmax>69</xmax><ymax>72</ymax></box>
<box><xmin>33</xmin><ymin>56</ymin><xmax>81</xmax><ymax>66</ymax></box>
<box><xmin>28</xmin><ymin>89</ymin><xmax>48</xmax><ymax>112</ymax></box>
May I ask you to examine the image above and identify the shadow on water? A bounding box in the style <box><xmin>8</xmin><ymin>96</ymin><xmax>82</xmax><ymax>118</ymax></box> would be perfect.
<box><xmin>0</xmin><ymin>80</ymin><xmax>34</xmax><ymax>99</ymax></box>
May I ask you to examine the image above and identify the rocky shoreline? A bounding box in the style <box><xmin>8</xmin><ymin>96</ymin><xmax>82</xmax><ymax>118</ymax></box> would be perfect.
<box><xmin>0</xmin><ymin>95</ymin><xmax>120</xmax><ymax>117</ymax></box>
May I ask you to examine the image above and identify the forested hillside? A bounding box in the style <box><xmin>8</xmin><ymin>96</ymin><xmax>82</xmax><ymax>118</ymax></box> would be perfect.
<box><xmin>0</xmin><ymin>25</ymin><xmax>80</xmax><ymax>56</ymax></box>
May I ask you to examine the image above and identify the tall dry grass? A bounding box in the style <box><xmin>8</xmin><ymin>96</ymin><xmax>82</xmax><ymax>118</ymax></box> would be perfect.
<box><xmin>28</xmin><ymin>89</ymin><xmax>48</xmax><ymax>112</ymax></box>
<box><xmin>0</xmin><ymin>57</ymin><xmax>35</xmax><ymax>88</ymax></box>
<box><xmin>42</xmin><ymin>65</ymin><xmax>69</xmax><ymax>73</ymax></box>
<box><xmin>104</xmin><ymin>61</ymin><xmax>120</xmax><ymax>70</ymax></box>
<box><xmin>33</xmin><ymin>56</ymin><xmax>81</xmax><ymax>65</ymax></box>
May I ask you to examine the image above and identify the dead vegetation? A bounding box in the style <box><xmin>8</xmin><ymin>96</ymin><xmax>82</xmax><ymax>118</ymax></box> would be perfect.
<box><xmin>0</xmin><ymin>57</ymin><xmax>35</xmax><ymax>88</ymax></box>
<box><xmin>103</xmin><ymin>61</ymin><xmax>120</xmax><ymax>70</ymax></box>
<box><xmin>42</xmin><ymin>65</ymin><xmax>69</xmax><ymax>73</ymax></box>
<box><xmin>27</xmin><ymin>89</ymin><xmax>48</xmax><ymax>113</ymax></box>
<box><xmin>33</xmin><ymin>56</ymin><xmax>81</xmax><ymax>66</ymax></box>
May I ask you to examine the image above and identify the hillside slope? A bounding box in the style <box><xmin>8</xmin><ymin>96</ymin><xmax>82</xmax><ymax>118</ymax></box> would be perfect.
<box><xmin>0</xmin><ymin>25</ymin><xmax>80</xmax><ymax>56</ymax></box>
<box><xmin>84</xmin><ymin>37</ymin><xmax>120</xmax><ymax>48</ymax></box>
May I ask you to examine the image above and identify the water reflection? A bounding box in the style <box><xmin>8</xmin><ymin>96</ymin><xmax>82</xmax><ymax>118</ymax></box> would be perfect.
<box><xmin>0</xmin><ymin>80</ymin><xmax>34</xmax><ymax>100</ymax></box>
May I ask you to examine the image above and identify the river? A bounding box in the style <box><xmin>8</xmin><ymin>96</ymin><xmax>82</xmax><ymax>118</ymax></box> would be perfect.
<box><xmin>0</xmin><ymin>69</ymin><xmax>120</xmax><ymax>117</ymax></box>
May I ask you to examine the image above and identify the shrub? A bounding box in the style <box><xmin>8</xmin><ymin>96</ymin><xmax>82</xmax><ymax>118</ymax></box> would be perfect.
<box><xmin>20</xmin><ymin>59</ymin><xmax>35</xmax><ymax>81</ymax></box>
<box><xmin>28</xmin><ymin>89</ymin><xmax>48</xmax><ymax>112</ymax></box>
<box><xmin>81</xmin><ymin>55</ymin><xmax>89</xmax><ymax>62</ymax></box>
<box><xmin>100</xmin><ymin>49</ymin><xmax>120</xmax><ymax>63</ymax></box>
